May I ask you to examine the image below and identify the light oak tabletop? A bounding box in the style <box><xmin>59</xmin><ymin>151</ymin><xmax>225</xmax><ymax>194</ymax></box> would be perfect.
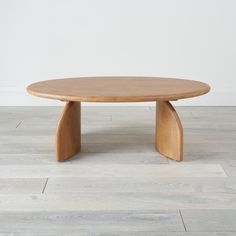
<box><xmin>27</xmin><ymin>77</ymin><xmax>210</xmax><ymax>102</ymax></box>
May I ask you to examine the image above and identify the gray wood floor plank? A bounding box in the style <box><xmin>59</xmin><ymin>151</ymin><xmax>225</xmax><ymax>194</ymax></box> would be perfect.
<box><xmin>67</xmin><ymin>152</ymin><xmax>168</xmax><ymax>164</ymax></box>
<box><xmin>0</xmin><ymin>153</ymin><xmax>168</xmax><ymax>165</ymax></box>
<box><xmin>0</xmin><ymin>192</ymin><xmax>236</xmax><ymax>210</ymax></box>
<box><xmin>0</xmin><ymin>154</ymin><xmax>57</xmax><ymax>165</ymax></box>
<box><xmin>177</xmin><ymin>152</ymin><xmax>236</xmax><ymax>164</ymax></box>
<box><xmin>2</xmin><ymin>125</ymin><xmax>155</xmax><ymax>136</ymax></box>
<box><xmin>81</xmin><ymin>142</ymin><xmax>236</xmax><ymax>153</ymax></box>
<box><xmin>181</xmin><ymin>210</ymin><xmax>236</xmax><ymax>232</ymax></box>
<box><xmin>45</xmin><ymin>177</ymin><xmax>236</xmax><ymax>194</ymax></box>
<box><xmin>0</xmin><ymin>137</ymin><xmax>234</xmax><ymax>155</ymax></box>
<box><xmin>182</xmin><ymin>122</ymin><xmax>236</xmax><ymax>130</ymax></box>
<box><xmin>3</xmin><ymin>132</ymin><xmax>230</xmax><ymax>145</ymax></box>
<box><xmin>0</xmin><ymin>107</ymin><xmax>113</xmax><ymax>127</ymax></box>
<box><xmin>0</xmin><ymin>210</ymin><xmax>184</xmax><ymax>233</ymax></box>
<box><xmin>3</xmin><ymin>123</ymin><xmax>235</xmax><ymax>139</ymax></box>
<box><xmin>0</xmin><ymin>143</ymin><xmax>54</xmax><ymax>154</ymax></box>
<box><xmin>1</xmin><ymin>131</ymin><xmax>235</xmax><ymax>144</ymax></box>
<box><xmin>186</xmin><ymin>106</ymin><xmax>236</xmax><ymax>116</ymax></box>
<box><xmin>184</xmin><ymin>143</ymin><xmax>236</xmax><ymax>153</ymax></box>
<box><xmin>0</xmin><ymin>164</ymin><xmax>226</xmax><ymax>178</ymax></box>
<box><xmin>0</xmin><ymin>232</ymin><xmax>234</xmax><ymax>236</ymax></box>
<box><xmin>1</xmin><ymin>151</ymin><xmax>232</xmax><ymax>165</ymax></box>
<box><xmin>0</xmin><ymin>178</ymin><xmax>46</xmax><ymax>194</ymax></box>
<box><xmin>169</xmin><ymin>154</ymin><xmax>236</xmax><ymax>165</ymax></box>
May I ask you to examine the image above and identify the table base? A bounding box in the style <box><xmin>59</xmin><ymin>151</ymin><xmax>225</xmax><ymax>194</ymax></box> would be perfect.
<box><xmin>56</xmin><ymin>101</ymin><xmax>183</xmax><ymax>162</ymax></box>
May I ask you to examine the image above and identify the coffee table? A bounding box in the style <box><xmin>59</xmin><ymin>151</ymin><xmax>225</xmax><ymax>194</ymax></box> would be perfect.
<box><xmin>27</xmin><ymin>77</ymin><xmax>210</xmax><ymax>162</ymax></box>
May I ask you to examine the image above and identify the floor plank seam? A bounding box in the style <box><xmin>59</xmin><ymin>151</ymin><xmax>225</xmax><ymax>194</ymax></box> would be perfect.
<box><xmin>15</xmin><ymin>121</ymin><xmax>22</xmax><ymax>129</ymax></box>
<box><xmin>220</xmin><ymin>164</ymin><xmax>229</xmax><ymax>177</ymax></box>
<box><xmin>42</xmin><ymin>178</ymin><xmax>49</xmax><ymax>194</ymax></box>
<box><xmin>179</xmin><ymin>209</ymin><xmax>187</xmax><ymax>232</ymax></box>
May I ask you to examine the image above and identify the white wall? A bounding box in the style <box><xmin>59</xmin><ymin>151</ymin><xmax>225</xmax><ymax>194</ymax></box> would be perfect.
<box><xmin>0</xmin><ymin>0</ymin><xmax>235</xmax><ymax>106</ymax></box>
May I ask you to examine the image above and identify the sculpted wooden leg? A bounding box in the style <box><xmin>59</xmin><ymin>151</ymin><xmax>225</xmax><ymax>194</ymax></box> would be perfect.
<box><xmin>156</xmin><ymin>101</ymin><xmax>183</xmax><ymax>161</ymax></box>
<box><xmin>56</xmin><ymin>102</ymin><xmax>81</xmax><ymax>161</ymax></box>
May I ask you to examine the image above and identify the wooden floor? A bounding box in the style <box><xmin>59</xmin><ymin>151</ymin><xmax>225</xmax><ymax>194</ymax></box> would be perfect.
<box><xmin>0</xmin><ymin>106</ymin><xmax>236</xmax><ymax>235</ymax></box>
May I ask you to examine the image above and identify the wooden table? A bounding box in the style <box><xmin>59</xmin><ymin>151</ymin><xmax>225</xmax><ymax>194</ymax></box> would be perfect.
<box><xmin>27</xmin><ymin>77</ymin><xmax>210</xmax><ymax>162</ymax></box>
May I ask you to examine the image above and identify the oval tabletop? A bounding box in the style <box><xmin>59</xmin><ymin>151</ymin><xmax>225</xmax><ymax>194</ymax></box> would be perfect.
<box><xmin>27</xmin><ymin>77</ymin><xmax>210</xmax><ymax>102</ymax></box>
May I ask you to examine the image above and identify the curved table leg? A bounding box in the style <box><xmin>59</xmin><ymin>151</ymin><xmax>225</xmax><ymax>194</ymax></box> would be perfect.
<box><xmin>156</xmin><ymin>101</ymin><xmax>183</xmax><ymax>161</ymax></box>
<box><xmin>56</xmin><ymin>102</ymin><xmax>81</xmax><ymax>161</ymax></box>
